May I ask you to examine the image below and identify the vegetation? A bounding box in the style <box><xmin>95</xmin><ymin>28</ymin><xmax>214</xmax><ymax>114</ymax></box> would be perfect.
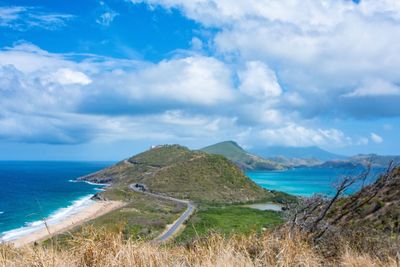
<box><xmin>201</xmin><ymin>141</ymin><xmax>285</xmax><ymax>170</ymax></box>
<box><xmin>80</xmin><ymin>144</ymin><xmax>291</xmax><ymax>204</ymax></box>
<box><xmin>50</xmin><ymin>189</ymin><xmax>185</xmax><ymax>245</ymax></box>
<box><xmin>285</xmin><ymin>166</ymin><xmax>400</xmax><ymax>260</ymax></box>
<box><xmin>2</xmin><ymin>226</ymin><xmax>398</xmax><ymax>266</ymax></box>
<box><xmin>176</xmin><ymin>205</ymin><xmax>283</xmax><ymax>243</ymax></box>
<box><xmin>3</xmin><ymin>164</ymin><xmax>400</xmax><ymax>266</ymax></box>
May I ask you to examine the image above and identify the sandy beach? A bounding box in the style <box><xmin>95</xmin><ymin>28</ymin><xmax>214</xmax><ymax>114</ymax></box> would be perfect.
<box><xmin>10</xmin><ymin>200</ymin><xmax>125</xmax><ymax>248</ymax></box>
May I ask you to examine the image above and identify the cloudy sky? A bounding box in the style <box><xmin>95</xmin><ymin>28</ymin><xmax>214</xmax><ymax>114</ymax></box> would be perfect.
<box><xmin>0</xmin><ymin>0</ymin><xmax>399</xmax><ymax>160</ymax></box>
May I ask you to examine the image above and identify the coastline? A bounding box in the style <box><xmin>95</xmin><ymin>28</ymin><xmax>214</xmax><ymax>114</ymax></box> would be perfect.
<box><xmin>2</xmin><ymin>199</ymin><xmax>125</xmax><ymax>248</ymax></box>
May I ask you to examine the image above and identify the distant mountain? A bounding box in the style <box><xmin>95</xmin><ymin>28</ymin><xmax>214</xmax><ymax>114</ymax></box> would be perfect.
<box><xmin>267</xmin><ymin>156</ymin><xmax>322</xmax><ymax>168</ymax></box>
<box><xmin>201</xmin><ymin>141</ymin><xmax>285</xmax><ymax>171</ymax></box>
<box><xmin>319</xmin><ymin>154</ymin><xmax>400</xmax><ymax>169</ymax></box>
<box><xmin>250</xmin><ymin>146</ymin><xmax>346</xmax><ymax>161</ymax></box>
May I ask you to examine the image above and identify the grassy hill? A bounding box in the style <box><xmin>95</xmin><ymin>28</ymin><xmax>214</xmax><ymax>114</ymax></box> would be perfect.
<box><xmin>329</xmin><ymin>167</ymin><xmax>400</xmax><ymax>231</ymax></box>
<box><xmin>200</xmin><ymin>141</ymin><xmax>285</xmax><ymax>171</ymax></box>
<box><xmin>80</xmin><ymin>144</ymin><xmax>285</xmax><ymax>203</ymax></box>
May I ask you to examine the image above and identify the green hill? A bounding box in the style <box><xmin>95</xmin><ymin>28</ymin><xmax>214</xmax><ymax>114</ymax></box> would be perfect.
<box><xmin>329</xmin><ymin>167</ymin><xmax>400</xmax><ymax>231</ymax></box>
<box><xmin>200</xmin><ymin>141</ymin><xmax>285</xmax><ymax>171</ymax></box>
<box><xmin>79</xmin><ymin>144</ymin><xmax>285</xmax><ymax>203</ymax></box>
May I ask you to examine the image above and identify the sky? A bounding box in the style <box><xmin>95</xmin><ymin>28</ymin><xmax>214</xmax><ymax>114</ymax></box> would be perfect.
<box><xmin>0</xmin><ymin>0</ymin><xmax>399</xmax><ymax>160</ymax></box>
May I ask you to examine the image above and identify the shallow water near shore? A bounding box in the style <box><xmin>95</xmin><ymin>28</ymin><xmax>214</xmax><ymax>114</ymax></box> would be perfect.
<box><xmin>0</xmin><ymin>161</ymin><xmax>112</xmax><ymax>240</ymax></box>
<box><xmin>247</xmin><ymin>167</ymin><xmax>386</xmax><ymax>197</ymax></box>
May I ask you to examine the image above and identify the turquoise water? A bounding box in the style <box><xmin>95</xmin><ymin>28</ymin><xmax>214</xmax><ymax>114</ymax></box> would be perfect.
<box><xmin>247</xmin><ymin>167</ymin><xmax>385</xmax><ymax>197</ymax></box>
<box><xmin>0</xmin><ymin>161</ymin><xmax>112</xmax><ymax>241</ymax></box>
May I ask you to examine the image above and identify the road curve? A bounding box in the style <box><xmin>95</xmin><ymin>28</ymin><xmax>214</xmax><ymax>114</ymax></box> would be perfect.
<box><xmin>129</xmin><ymin>184</ymin><xmax>195</xmax><ymax>242</ymax></box>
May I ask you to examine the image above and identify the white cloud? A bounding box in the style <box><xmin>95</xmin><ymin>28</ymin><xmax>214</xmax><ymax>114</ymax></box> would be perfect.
<box><xmin>96</xmin><ymin>56</ymin><xmax>235</xmax><ymax>106</ymax></box>
<box><xmin>238</xmin><ymin>61</ymin><xmax>282</xmax><ymax>99</ymax></box>
<box><xmin>0</xmin><ymin>42</ymin><xmax>388</xmax><ymax>150</ymax></box>
<box><xmin>131</xmin><ymin>0</ymin><xmax>400</xmax><ymax>120</ymax></box>
<box><xmin>0</xmin><ymin>44</ymin><xmax>239</xmax><ymax>144</ymax></box>
<box><xmin>343</xmin><ymin>79</ymin><xmax>400</xmax><ymax>97</ymax></box>
<box><xmin>370</xmin><ymin>133</ymin><xmax>384</xmax><ymax>144</ymax></box>
<box><xmin>260</xmin><ymin>123</ymin><xmax>350</xmax><ymax>147</ymax></box>
<box><xmin>48</xmin><ymin>68</ymin><xmax>92</xmax><ymax>85</ymax></box>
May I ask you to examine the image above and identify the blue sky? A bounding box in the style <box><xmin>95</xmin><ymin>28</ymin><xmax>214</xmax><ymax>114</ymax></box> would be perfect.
<box><xmin>0</xmin><ymin>0</ymin><xmax>399</xmax><ymax>160</ymax></box>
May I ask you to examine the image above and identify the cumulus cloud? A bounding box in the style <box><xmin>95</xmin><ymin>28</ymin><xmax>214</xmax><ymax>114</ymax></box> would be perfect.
<box><xmin>238</xmin><ymin>61</ymin><xmax>282</xmax><ymax>100</ymax></box>
<box><xmin>0</xmin><ymin>44</ymin><xmax>240</xmax><ymax>144</ymax></box>
<box><xmin>46</xmin><ymin>68</ymin><xmax>92</xmax><ymax>85</ymax></box>
<box><xmin>0</xmin><ymin>42</ymin><xmax>375</xmax><ymax>150</ymax></box>
<box><xmin>343</xmin><ymin>79</ymin><xmax>400</xmax><ymax>97</ymax></box>
<box><xmin>130</xmin><ymin>0</ymin><xmax>400</xmax><ymax>120</ymax></box>
<box><xmin>260</xmin><ymin>124</ymin><xmax>350</xmax><ymax>147</ymax></box>
<box><xmin>123</xmin><ymin>56</ymin><xmax>234</xmax><ymax>105</ymax></box>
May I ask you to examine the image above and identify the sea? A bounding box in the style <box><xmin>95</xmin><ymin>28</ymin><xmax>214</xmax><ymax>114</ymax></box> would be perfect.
<box><xmin>0</xmin><ymin>161</ymin><xmax>112</xmax><ymax>242</ymax></box>
<box><xmin>0</xmin><ymin>162</ymin><xmax>386</xmax><ymax>242</ymax></box>
<box><xmin>247</xmin><ymin>167</ymin><xmax>386</xmax><ymax>197</ymax></box>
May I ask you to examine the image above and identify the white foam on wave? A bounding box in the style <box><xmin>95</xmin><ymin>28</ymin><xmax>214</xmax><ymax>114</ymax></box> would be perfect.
<box><xmin>0</xmin><ymin>212</ymin><xmax>3</xmax><ymax>215</ymax></box>
<box><xmin>69</xmin><ymin>179</ymin><xmax>110</xmax><ymax>188</ymax></box>
<box><xmin>84</xmin><ymin>181</ymin><xmax>110</xmax><ymax>187</ymax></box>
<box><xmin>0</xmin><ymin>195</ymin><xmax>95</xmax><ymax>243</ymax></box>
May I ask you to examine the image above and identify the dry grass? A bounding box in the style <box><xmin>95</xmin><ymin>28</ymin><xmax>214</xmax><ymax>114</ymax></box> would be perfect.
<box><xmin>0</xmin><ymin>226</ymin><xmax>398</xmax><ymax>267</ymax></box>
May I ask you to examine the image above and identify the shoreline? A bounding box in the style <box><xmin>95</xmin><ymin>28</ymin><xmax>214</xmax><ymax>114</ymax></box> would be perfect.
<box><xmin>2</xmin><ymin>199</ymin><xmax>125</xmax><ymax>248</ymax></box>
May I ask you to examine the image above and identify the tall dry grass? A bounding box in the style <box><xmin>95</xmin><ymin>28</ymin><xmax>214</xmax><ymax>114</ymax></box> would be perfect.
<box><xmin>0</xmin><ymin>226</ymin><xmax>398</xmax><ymax>267</ymax></box>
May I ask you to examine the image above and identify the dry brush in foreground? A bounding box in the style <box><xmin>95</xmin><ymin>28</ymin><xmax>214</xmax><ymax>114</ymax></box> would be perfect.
<box><xmin>1</xmin><ymin>226</ymin><xmax>398</xmax><ymax>267</ymax></box>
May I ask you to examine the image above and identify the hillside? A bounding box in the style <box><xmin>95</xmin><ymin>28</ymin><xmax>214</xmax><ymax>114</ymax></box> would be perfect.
<box><xmin>79</xmin><ymin>144</ymin><xmax>275</xmax><ymax>203</ymax></box>
<box><xmin>329</xmin><ymin>167</ymin><xmax>400</xmax><ymax>231</ymax></box>
<box><xmin>200</xmin><ymin>141</ymin><xmax>285</xmax><ymax>171</ymax></box>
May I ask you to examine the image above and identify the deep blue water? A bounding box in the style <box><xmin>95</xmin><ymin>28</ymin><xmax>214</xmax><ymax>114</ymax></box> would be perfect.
<box><xmin>0</xmin><ymin>161</ymin><xmax>112</xmax><ymax>238</ymax></box>
<box><xmin>247</xmin><ymin>167</ymin><xmax>385</xmax><ymax>197</ymax></box>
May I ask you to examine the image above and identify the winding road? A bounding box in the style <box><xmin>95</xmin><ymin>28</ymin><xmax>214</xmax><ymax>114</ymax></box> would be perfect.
<box><xmin>129</xmin><ymin>183</ymin><xmax>195</xmax><ymax>242</ymax></box>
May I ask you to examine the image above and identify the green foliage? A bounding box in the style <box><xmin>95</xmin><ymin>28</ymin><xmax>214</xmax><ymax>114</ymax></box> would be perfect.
<box><xmin>176</xmin><ymin>205</ymin><xmax>283</xmax><ymax>243</ymax></box>
<box><xmin>142</xmin><ymin>153</ymin><xmax>268</xmax><ymax>203</ymax></box>
<box><xmin>49</xmin><ymin>191</ymin><xmax>186</xmax><ymax>246</ymax></box>
<box><xmin>129</xmin><ymin>145</ymin><xmax>192</xmax><ymax>167</ymax></box>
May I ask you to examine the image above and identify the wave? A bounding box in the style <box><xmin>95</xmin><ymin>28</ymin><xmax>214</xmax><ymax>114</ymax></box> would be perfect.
<box><xmin>69</xmin><ymin>179</ymin><xmax>110</xmax><ymax>187</ymax></box>
<box><xmin>0</xmin><ymin>195</ymin><xmax>95</xmax><ymax>242</ymax></box>
<box><xmin>0</xmin><ymin>211</ymin><xmax>3</xmax><ymax>215</ymax></box>
<box><xmin>84</xmin><ymin>181</ymin><xmax>110</xmax><ymax>186</ymax></box>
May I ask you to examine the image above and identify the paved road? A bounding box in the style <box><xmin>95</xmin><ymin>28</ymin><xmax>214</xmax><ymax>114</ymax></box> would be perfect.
<box><xmin>129</xmin><ymin>184</ymin><xmax>195</xmax><ymax>242</ymax></box>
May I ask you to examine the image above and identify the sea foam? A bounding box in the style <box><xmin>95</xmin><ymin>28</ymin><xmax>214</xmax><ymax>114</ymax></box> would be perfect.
<box><xmin>0</xmin><ymin>195</ymin><xmax>94</xmax><ymax>242</ymax></box>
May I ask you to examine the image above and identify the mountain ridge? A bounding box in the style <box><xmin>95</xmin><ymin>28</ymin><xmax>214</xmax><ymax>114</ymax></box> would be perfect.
<box><xmin>200</xmin><ymin>141</ymin><xmax>285</xmax><ymax>171</ymax></box>
<box><xmin>250</xmin><ymin>145</ymin><xmax>346</xmax><ymax>161</ymax></box>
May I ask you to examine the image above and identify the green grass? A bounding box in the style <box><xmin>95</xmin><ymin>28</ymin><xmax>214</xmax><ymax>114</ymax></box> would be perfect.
<box><xmin>176</xmin><ymin>205</ymin><xmax>283</xmax><ymax>243</ymax></box>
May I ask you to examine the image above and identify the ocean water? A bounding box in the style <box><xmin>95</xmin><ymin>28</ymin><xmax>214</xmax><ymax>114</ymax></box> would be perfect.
<box><xmin>247</xmin><ymin>167</ymin><xmax>386</xmax><ymax>197</ymax></box>
<box><xmin>0</xmin><ymin>161</ymin><xmax>112</xmax><ymax>241</ymax></box>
